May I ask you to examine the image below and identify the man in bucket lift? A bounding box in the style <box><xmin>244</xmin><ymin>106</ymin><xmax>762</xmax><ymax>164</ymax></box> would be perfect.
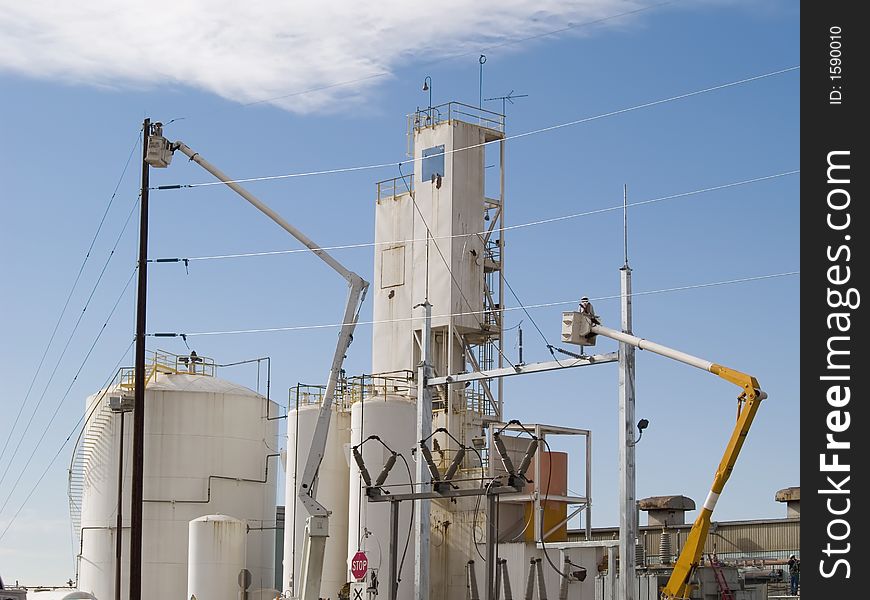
<box><xmin>573</xmin><ymin>296</ymin><xmax>600</xmax><ymax>356</ymax></box>
<box><xmin>578</xmin><ymin>296</ymin><xmax>600</xmax><ymax>324</ymax></box>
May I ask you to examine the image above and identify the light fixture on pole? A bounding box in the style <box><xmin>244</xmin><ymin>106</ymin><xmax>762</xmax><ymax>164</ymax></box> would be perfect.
<box><xmin>628</xmin><ymin>418</ymin><xmax>650</xmax><ymax>447</ymax></box>
<box><xmin>422</xmin><ymin>76</ymin><xmax>432</xmax><ymax>120</ymax></box>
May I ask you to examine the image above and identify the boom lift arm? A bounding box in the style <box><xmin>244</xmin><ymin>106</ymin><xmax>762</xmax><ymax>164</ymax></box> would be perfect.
<box><xmin>170</xmin><ymin>141</ymin><xmax>370</xmax><ymax>600</ymax></box>
<box><xmin>563</xmin><ymin>313</ymin><xmax>766</xmax><ymax>599</ymax></box>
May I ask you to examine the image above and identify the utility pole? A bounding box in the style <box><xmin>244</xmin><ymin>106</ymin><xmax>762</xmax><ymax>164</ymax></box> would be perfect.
<box><xmin>415</xmin><ymin>301</ymin><xmax>433</xmax><ymax>600</ymax></box>
<box><xmin>129</xmin><ymin>118</ymin><xmax>151</xmax><ymax>600</ymax></box>
<box><xmin>618</xmin><ymin>184</ymin><xmax>637</xmax><ymax>600</ymax></box>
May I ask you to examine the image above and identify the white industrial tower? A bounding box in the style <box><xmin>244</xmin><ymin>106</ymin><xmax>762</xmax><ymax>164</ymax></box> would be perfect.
<box><xmin>372</xmin><ymin>102</ymin><xmax>506</xmax><ymax>415</ymax></box>
<box><xmin>369</xmin><ymin>103</ymin><xmax>506</xmax><ymax>600</ymax></box>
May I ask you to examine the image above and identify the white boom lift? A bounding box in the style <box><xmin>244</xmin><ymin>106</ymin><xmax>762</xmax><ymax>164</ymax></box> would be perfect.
<box><xmin>151</xmin><ymin>130</ymin><xmax>369</xmax><ymax>600</ymax></box>
<box><xmin>562</xmin><ymin>311</ymin><xmax>766</xmax><ymax>599</ymax></box>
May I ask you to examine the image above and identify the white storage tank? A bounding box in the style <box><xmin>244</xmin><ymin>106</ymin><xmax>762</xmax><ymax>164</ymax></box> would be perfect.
<box><xmin>76</xmin><ymin>356</ymin><xmax>279</xmax><ymax>600</ymax></box>
<box><xmin>283</xmin><ymin>401</ymin><xmax>350</xmax><ymax>600</ymax></box>
<box><xmin>188</xmin><ymin>514</ymin><xmax>247</xmax><ymax>600</ymax></box>
<box><xmin>347</xmin><ymin>395</ymin><xmax>416</xmax><ymax>600</ymax></box>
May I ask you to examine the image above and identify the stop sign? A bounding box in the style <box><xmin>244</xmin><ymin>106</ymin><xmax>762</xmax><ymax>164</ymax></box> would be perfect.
<box><xmin>350</xmin><ymin>550</ymin><xmax>369</xmax><ymax>581</ymax></box>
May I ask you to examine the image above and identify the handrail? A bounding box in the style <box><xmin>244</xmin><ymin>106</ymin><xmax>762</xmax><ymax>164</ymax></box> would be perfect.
<box><xmin>408</xmin><ymin>101</ymin><xmax>506</xmax><ymax>135</ymax></box>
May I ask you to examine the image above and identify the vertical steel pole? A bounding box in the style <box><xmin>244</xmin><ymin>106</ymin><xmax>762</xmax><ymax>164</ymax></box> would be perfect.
<box><xmin>415</xmin><ymin>301</ymin><xmax>433</xmax><ymax>600</ymax></box>
<box><xmin>129</xmin><ymin>118</ymin><xmax>150</xmax><ymax>600</ymax></box>
<box><xmin>608</xmin><ymin>546</ymin><xmax>618</xmax><ymax>600</ymax></box>
<box><xmin>115</xmin><ymin>411</ymin><xmax>125</xmax><ymax>600</ymax></box>
<box><xmin>497</xmin><ymin>135</ymin><xmax>505</xmax><ymax>419</ymax></box>
<box><xmin>486</xmin><ymin>493</ymin><xmax>498</xmax><ymax>600</ymax></box>
<box><xmin>585</xmin><ymin>432</ymin><xmax>592</xmax><ymax>540</ymax></box>
<box><xmin>389</xmin><ymin>500</ymin><xmax>400</xmax><ymax>600</ymax></box>
<box><xmin>618</xmin><ymin>185</ymin><xmax>636</xmax><ymax>600</ymax></box>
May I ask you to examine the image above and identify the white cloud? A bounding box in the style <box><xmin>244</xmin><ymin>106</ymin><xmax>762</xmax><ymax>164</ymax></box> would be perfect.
<box><xmin>0</xmin><ymin>0</ymin><xmax>653</xmax><ymax>112</ymax></box>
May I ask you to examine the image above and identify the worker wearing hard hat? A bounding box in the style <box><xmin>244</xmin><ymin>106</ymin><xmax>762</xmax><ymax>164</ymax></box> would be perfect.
<box><xmin>578</xmin><ymin>296</ymin><xmax>600</xmax><ymax>326</ymax></box>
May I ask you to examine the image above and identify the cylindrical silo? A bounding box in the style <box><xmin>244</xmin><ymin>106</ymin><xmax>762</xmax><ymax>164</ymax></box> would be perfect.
<box><xmin>188</xmin><ymin>514</ymin><xmax>247</xmax><ymax>600</ymax></box>
<box><xmin>348</xmin><ymin>395</ymin><xmax>416</xmax><ymax>600</ymax></box>
<box><xmin>283</xmin><ymin>402</ymin><xmax>350</xmax><ymax>600</ymax></box>
<box><xmin>77</xmin><ymin>367</ymin><xmax>279</xmax><ymax>600</ymax></box>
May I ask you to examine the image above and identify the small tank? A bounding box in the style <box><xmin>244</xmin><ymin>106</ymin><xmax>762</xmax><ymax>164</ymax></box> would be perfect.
<box><xmin>188</xmin><ymin>515</ymin><xmax>247</xmax><ymax>600</ymax></box>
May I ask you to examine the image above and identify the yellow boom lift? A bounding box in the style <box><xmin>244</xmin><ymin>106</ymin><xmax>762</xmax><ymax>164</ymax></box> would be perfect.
<box><xmin>561</xmin><ymin>312</ymin><xmax>766</xmax><ymax>599</ymax></box>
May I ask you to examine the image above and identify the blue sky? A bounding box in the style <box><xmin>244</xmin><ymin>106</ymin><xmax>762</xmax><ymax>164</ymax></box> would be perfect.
<box><xmin>0</xmin><ymin>0</ymin><xmax>798</xmax><ymax>585</ymax></box>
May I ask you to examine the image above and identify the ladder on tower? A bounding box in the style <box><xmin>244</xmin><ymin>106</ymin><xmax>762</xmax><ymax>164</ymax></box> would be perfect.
<box><xmin>707</xmin><ymin>555</ymin><xmax>736</xmax><ymax>600</ymax></box>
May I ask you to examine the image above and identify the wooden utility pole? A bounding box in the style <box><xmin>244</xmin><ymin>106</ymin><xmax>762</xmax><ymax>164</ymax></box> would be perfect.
<box><xmin>129</xmin><ymin>118</ymin><xmax>151</xmax><ymax>600</ymax></box>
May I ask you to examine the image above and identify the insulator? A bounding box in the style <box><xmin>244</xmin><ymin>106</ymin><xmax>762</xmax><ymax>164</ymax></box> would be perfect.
<box><xmin>444</xmin><ymin>447</ymin><xmax>466</xmax><ymax>481</ymax></box>
<box><xmin>353</xmin><ymin>446</ymin><xmax>372</xmax><ymax>487</ymax></box>
<box><xmin>516</xmin><ymin>439</ymin><xmax>539</xmax><ymax>479</ymax></box>
<box><xmin>660</xmin><ymin>530</ymin><xmax>672</xmax><ymax>565</ymax></box>
<box><xmin>493</xmin><ymin>433</ymin><xmax>517</xmax><ymax>476</ymax></box>
<box><xmin>374</xmin><ymin>452</ymin><xmax>397</xmax><ymax>488</ymax></box>
<box><xmin>420</xmin><ymin>443</ymin><xmax>442</xmax><ymax>482</ymax></box>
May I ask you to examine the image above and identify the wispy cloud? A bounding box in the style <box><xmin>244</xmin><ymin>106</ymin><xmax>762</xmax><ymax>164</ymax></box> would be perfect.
<box><xmin>0</xmin><ymin>0</ymin><xmax>656</xmax><ymax>112</ymax></box>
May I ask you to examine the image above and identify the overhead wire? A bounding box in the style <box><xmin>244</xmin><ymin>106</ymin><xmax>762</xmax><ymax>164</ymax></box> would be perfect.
<box><xmin>0</xmin><ymin>266</ymin><xmax>138</xmax><ymax>517</ymax></box>
<box><xmin>150</xmin><ymin>169</ymin><xmax>799</xmax><ymax>264</ymax></box>
<box><xmin>0</xmin><ymin>194</ymin><xmax>141</xmax><ymax>491</ymax></box>
<box><xmin>501</xmin><ymin>273</ymin><xmax>561</xmax><ymax>362</ymax></box>
<box><xmin>0</xmin><ymin>339</ymin><xmax>136</xmax><ymax>544</ymax></box>
<box><xmin>0</xmin><ymin>131</ymin><xmax>140</xmax><ymax>470</ymax></box>
<box><xmin>149</xmin><ymin>270</ymin><xmax>798</xmax><ymax>339</ymax></box>
<box><xmin>501</xmin><ymin>273</ymin><xmax>575</xmax><ymax>368</ymax></box>
<box><xmin>154</xmin><ymin>66</ymin><xmax>799</xmax><ymax>190</ymax></box>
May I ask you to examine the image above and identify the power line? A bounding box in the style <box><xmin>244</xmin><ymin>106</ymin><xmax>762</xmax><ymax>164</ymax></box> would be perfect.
<box><xmin>150</xmin><ymin>169</ymin><xmax>798</xmax><ymax>264</ymax></box>
<box><xmin>148</xmin><ymin>270</ymin><xmax>798</xmax><ymax>338</ymax></box>
<box><xmin>0</xmin><ymin>340</ymin><xmax>135</xmax><ymax>544</ymax></box>
<box><xmin>502</xmin><ymin>273</ymin><xmax>555</xmax><ymax>351</ymax></box>
<box><xmin>0</xmin><ymin>195</ymin><xmax>141</xmax><ymax>491</ymax></box>
<box><xmin>154</xmin><ymin>66</ymin><xmax>799</xmax><ymax>191</ymax></box>
<box><xmin>0</xmin><ymin>267</ymin><xmax>138</xmax><ymax>517</ymax></box>
<box><xmin>0</xmin><ymin>131</ymin><xmax>140</xmax><ymax>469</ymax></box>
